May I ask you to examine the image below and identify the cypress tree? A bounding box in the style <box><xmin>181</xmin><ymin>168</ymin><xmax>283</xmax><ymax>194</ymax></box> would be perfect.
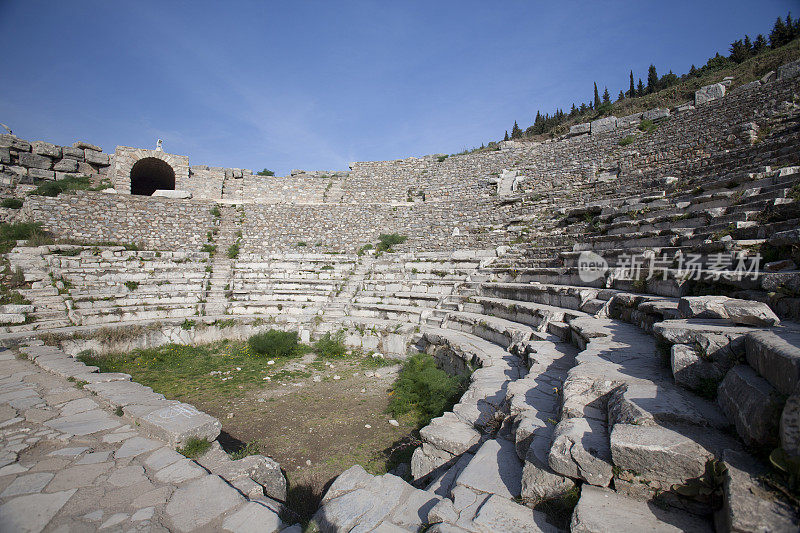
<box><xmin>511</xmin><ymin>121</ymin><xmax>522</xmax><ymax>139</ymax></box>
<box><xmin>602</xmin><ymin>86</ymin><xmax>611</xmax><ymax>104</ymax></box>
<box><xmin>617</xmin><ymin>90</ymin><xmax>625</xmax><ymax>101</ymax></box>
<box><xmin>503</xmin><ymin>130</ymin><xmax>509</xmax><ymax>141</ymax></box>
<box><xmin>629</xmin><ymin>70</ymin><xmax>635</xmax><ymax>98</ymax></box>
<box><xmin>593</xmin><ymin>82</ymin><xmax>600</xmax><ymax>108</ymax></box>
<box><xmin>753</xmin><ymin>34</ymin><xmax>767</xmax><ymax>53</ymax></box>
<box><xmin>636</xmin><ymin>78</ymin><xmax>644</xmax><ymax>97</ymax></box>
<box><xmin>646</xmin><ymin>64</ymin><xmax>658</xmax><ymax>93</ymax></box>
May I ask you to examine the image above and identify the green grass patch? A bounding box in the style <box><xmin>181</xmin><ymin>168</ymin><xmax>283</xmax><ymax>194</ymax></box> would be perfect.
<box><xmin>0</xmin><ymin>222</ymin><xmax>53</xmax><ymax>253</ymax></box>
<box><xmin>1</xmin><ymin>198</ymin><xmax>23</xmax><ymax>209</ymax></box>
<box><xmin>177</xmin><ymin>437</ymin><xmax>211</xmax><ymax>458</ymax></box>
<box><xmin>618</xmin><ymin>135</ymin><xmax>635</xmax><ymax>146</ymax></box>
<box><xmin>29</xmin><ymin>176</ymin><xmax>108</xmax><ymax>197</ymax></box>
<box><xmin>210</xmin><ymin>206</ymin><xmax>221</xmax><ymax>217</ymax></box>
<box><xmin>227</xmin><ymin>241</ymin><xmax>240</xmax><ymax>259</ymax></box>
<box><xmin>76</xmin><ymin>341</ymin><xmax>294</xmax><ymax>400</ymax></box>
<box><xmin>229</xmin><ymin>440</ymin><xmax>262</xmax><ymax>460</ymax></box>
<box><xmin>124</xmin><ymin>281</ymin><xmax>139</xmax><ymax>291</ymax></box>
<box><xmin>388</xmin><ymin>352</ymin><xmax>470</xmax><ymax>427</ymax></box>
<box><xmin>638</xmin><ymin>119</ymin><xmax>658</xmax><ymax>133</ymax></box>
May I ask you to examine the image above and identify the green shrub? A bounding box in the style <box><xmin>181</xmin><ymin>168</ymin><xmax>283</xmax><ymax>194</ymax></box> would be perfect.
<box><xmin>388</xmin><ymin>353</ymin><xmax>468</xmax><ymax>426</ymax></box>
<box><xmin>181</xmin><ymin>319</ymin><xmax>196</xmax><ymax>330</ymax></box>
<box><xmin>376</xmin><ymin>233</ymin><xmax>407</xmax><ymax>252</ymax></box>
<box><xmin>210</xmin><ymin>206</ymin><xmax>221</xmax><ymax>217</ymax></box>
<box><xmin>227</xmin><ymin>242</ymin><xmax>240</xmax><ymax>259</ymax></box>
<box><xmin>437</xmin><ymin>155</ymin><xmax>448</xmax><ymax>162</ymax></box>
<box><xmin>201</xmin><ymin>244</ymin><xmax>217</xmax><ymax>255</ymax></box>
<box><xmin>248</xmin><ymin>329</ymin><xmax>300</xmax><ymax>358</ymax></box>
<box><xmin>177</xmin><ymin>437</ymin><xmax>211</xmax><ymax>458</ymax></box>
<box><xmin>257</xmin><ymin>169</ymin><xmax>275</xmax><ymax>176</ymax></box>
<box><xmin>124</xmin><ymin>281</ymin><xmax>139</xmax><ymax>291</ymax></box>
<box><xmin>357</xmin><ymin>243</ymin><xmax>373</xmax><ymax>256</ymax></box>
<box><xmin>618</xmin><ymin>135</ymin><xmax>635</xmax><ymax>146</ymax></box>
<box><xmin>313</xmin><ymin>331</ymin><xmax>347</xmax><ymax>358</ymax></box>
<box><xmin>1</xmin><ymin>198</ymin><xmax>23</xmax><ymax>209</ymax></box>
<box><xmin>638</xmin><ymin>119</ymin><xmax>658</xmax><ymax>133</ymax></box>
<box><xmin>296</xmin><ymin>241</ymin><xmax>307</xmax><ymax>247</ymax></box>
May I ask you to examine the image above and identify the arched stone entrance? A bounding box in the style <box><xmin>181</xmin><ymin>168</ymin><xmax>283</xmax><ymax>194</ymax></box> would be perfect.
<box><xmin>130</xmin><ymin>157</ymin><xmax>176</xmax><ymax>196</ymax></box>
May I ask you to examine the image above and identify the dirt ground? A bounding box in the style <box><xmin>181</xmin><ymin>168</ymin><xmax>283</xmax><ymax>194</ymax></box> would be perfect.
<box><xmin>178</xmin><ymin>352</ymin><xmax>419</xmax><ymax>517</ymax></box>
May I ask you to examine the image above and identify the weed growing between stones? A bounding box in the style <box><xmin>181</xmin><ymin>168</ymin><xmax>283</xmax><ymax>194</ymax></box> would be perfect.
<box><xmin>228</xmin><ymin>440</ymin><xmax>261</xmax><ymax>460</ymax></box>
<box><xmin>312</xmin><ymin>331</ymin><xmax>347</xmax><ymax>358</ymax></box>
<box><xmin>1</xmin><ymin>198</ymin><xmax>23</xmax><ymax>209</ymax></box>
<box><xmin>376</xmin><ymin>233</ymin><xmax>407</xmax><ymax>253</ymax></box>
<box><xmin>177</xmin><ymin>437</ymin><xmax>211</xmax><ymax>458</ymax></box>
<box><xmin>248</xmin><ymin>329</ymin><xmax>306</xmax><ymax>358</ymax></box>
<box><xmin>28</xmin><ymin>175</ymin><xmax>109</xmax><ymax>197</ymax></box>
<box><xmin>388</xmin><ymin>352</ymin><xmax>470</xmax><ymax>427</ymax></box>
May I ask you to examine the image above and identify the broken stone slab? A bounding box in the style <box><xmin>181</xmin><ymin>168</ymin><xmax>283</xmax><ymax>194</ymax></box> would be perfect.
<box><xmin>548</xmin><ymin>417</ymin><xmax>613</xmax><ymax>487</ymax></box>
<box><xmin>571</xmin><ymin>485</ymin><xmax>712</xmax><ymax>532</ymax></box>
<box><xmin>642</xmin><ymin>108</ymin><xmax>669</xmax><ymax>121</ymax></box>
<box><xmin>165</xmin><ymin>475</ymin><xmax>245</xmax><ymax>532</ymax></box>
<box><xmin>469</xmin><ymin>494</ymin><xmax>558</xmax><ymax>532</ymax></box>
<box><xmin>426</xmin><ymin>452</ymin><xmax>474</xmax><ymax>498</ymax></box>
<box><xmin>411</xmin><ymin>442</ymin><xmax>455</xmax><ymax>481</ymax></box>
<box><xmin>454</xmin><ymin>438</ymin><xmax>522</xmax><ymax>500</ymax></box>
<box><xmin>695</xmin><ymin>83</ymin><xmax>726</xmax><ymax>105</ymax></box>
<box><xmin>670</xmin><ymin>343</ymin><xmax>724</xmax><ymax>391</ymax></box>
<box><xmin>420</xmin><ymin>412</ymin><xmax>481</xmax><ymax>456</ymax></box>
<box><xmin>678</xmin><ymin>296</ymin><xmax>779</xmax><ymax>326</ymax></box>
<box><xmin>314</xmin><ymin>466</ymin><xmax>439</xmax><ymax>533</ymax></box>
<box><xmin>138</xmin><ymin>402</ymin><xmax>221</xmax><ymax>447</ymax></box>
<box><xmin>0</xmin><ymin>489</ymin><xmax>77</xmax><ymax>533</ymax></box>
<box><xmin>569</xmin><ymin>123</ymin><xmax>590</xmax><ymax>136</ymax></box>
<box><xmin>745</xmin><ymin>329</ymin><xmax>800</xmax><ymax>396</ymax></box>
<box><xmin>520</xmin><ymin>424</ymin><xmax>575</xmax><ymax>502</ymax></box>
<box><xmin>73</xmin><ymin>141</ymin><xmax>102</xmax><ymax>151</ymax></box>
<box><xmin>221</xmin><ymin>501</ymin><xmax>283</xmax><ymax>533</ymax></box>
<box><xmin>197</xmin><ymin>442</ymin><xmax>286</xmax><ymax>501</ymax></box>
<box><xmin>778</xmin><ymin>58</ymin><xmax>800</xmax><ymax>79</ymax></box>
<box><xmin>716</xmin><ymin>449</ymin><xmax>800</xmax><ymax>532</ymax></box>
<box><xmin>609</xmin><ymin>423</ymin><xmax>736</xmax><ymax>485</ymax></box>
<box><xmin>608</xmin><ymin>380</ymin><xmax>729</xmax><ymax>429</ymax></box>
<box><xmin>31</xmin><ymin>141</ymin><xmax>61</xmax><ymax>158</ymax></box>
<box><xmin>717</xmin><ymin>365</ymin><xmax>782</xmax><ymax>447</ymax></box>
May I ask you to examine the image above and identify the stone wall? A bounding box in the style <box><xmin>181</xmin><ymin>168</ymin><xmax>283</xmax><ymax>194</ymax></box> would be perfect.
<box><xmin>0</xmin><ymin>136</ymin><xmax>110</xmax><ymax>187</ymax></box>
<box><xmin>22</xmin><ymin>191</ymin><xmax>215</xmax><ymax>250</ymax></box>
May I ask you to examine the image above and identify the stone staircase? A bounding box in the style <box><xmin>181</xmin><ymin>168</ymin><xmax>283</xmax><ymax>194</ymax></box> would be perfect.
<box><xmin>203</xmin><ymin>204</ymin><xmax>242</xmax><ymax>315</ymax></box>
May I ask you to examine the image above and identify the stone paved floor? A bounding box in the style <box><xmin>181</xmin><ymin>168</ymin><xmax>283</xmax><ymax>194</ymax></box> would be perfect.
<box><xmin>0</xmin><ymin>348</ymin><xmax>285</xmax><ymax>533</ymax></box>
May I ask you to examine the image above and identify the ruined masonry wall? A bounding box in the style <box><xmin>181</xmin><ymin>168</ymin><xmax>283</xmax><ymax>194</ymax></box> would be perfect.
<box><xmin>22</xmin><ymin>192</ymin><xmax>215</xmax><ymax>250</ymax></box>
<box><xmin>0</xmin><ymin>137</ymin><xmax>111</xmax><ymax>187</ymax></box>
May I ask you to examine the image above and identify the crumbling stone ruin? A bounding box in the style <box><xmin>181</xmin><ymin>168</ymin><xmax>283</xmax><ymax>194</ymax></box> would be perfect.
<box><xmin>1</xmin><ymin>59</ymin><xmax>800</xmax><ymax>532</ymax></box>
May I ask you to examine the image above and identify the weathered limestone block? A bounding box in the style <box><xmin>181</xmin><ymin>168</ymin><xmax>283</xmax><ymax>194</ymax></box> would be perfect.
<box><xmin>73</xmin><ymin>141</ymin><xmax>102</xmax><ymax>151</ymax></box>
<box><xmin>165</xmin><ymin>475</ymin><xmax>245</xmax><ymax>532</ymax></box>
<box><xmin>520</xmin><ymin>424</ymin><xmax>575</xmax><ymax>502</ymax></box>
<box><xmin>0</xmin><ymin>147</ymin><xmax>9</xmax><ymax>163</ymax></box>
<box><xmin>569</xmin><ymin>123</ymin><xmax>590</xmax><ymax>136</ymax></box>
<box><xmin>454</xmin><ymin>438</ymin><xmax>522</xmax><ymax>500</ymax></box>
<box><xmin>61</xmin><ymin>146</ymin><xmax>84</xmax><ymax>160</ymax></box>
<box><xmin>695</xmin><ymin>83</ymin><xmax>726</xmax><ymax>105</ymax></box>
<box><xmin>745</xmin><ymin>329</ymin><xmax>800</xmax><ymax>396</ymax></box>
<box><xmin>31</xmin><ymin>141</ymin><xmax>61</xmax><ymax>158</ymax></box>
<box><xmin>28</xmin><ymin>168</ymin><xmax>55</xmax><ymax>180</ymax></box>
<box><xmin>420</xmin><ymin>412</ymin><xmax>480</xmax><ymax>456</ymax></box>
<box><xmin>590</xmin><ymin>116</ymin><xmax>617</xmax><ymax>135</ymax></box>
<box><xmin>411</xmin><ymin>442</ymin><xmax>454</xmax><ymax>481</ymax></box>
<box><xmin>198</xmin><ymin>442</ymin><xmax>286</xmax><ymax>501</ymax></box>
<box><xmin>138</xmin><ymin>402</ymin><xmax>222</xmax><ymax>447</ymax></box>
<box><xmin>84</xmin><ymin>149</ymin><xmax>110</xmax><ymax>166</ymax></box>
<box><xmin>53</xmin><ymin>159</ymin><xmax>78</xmax><ymax>172</ymax></box>
<box><xmin>18</xmin><ymin>152</ymin><xmax>53</xmax><ymax>170</ymax></box>
<box><xmin>671</xmin><ymin>343</ymin><xmax>724</xmax><ymax>391</ymax></box>
<box><xmin>571</xmin><ymin>485</ymin><xmax>712</xmax><ymax>532</ymax></box>
<box><xmin>610</xmin><ymin>424</ymin><xmax>719</xmax><ymax>484</ymax></box>
<box><xmin>716</xmin><ymin>449</ymin><xmax>800</xmax><ymax>532</ymax></box>
<box><xmin>678</xmin><ymin>296</ymin><xmax>779</xmax><ymax>326</ymax></box>
<box><xmin>617</xmin><ymin>113</ymin><xmax>642</xmax><ymax>128</ymax></box>
<box><xmin>718</xmin><ymin>365</ymin><xmax>782</xmax><ymax>447</ymax></box>
<box><xmin>642</xmin><ymin>108</ymin><xmax>670</xmax><ymax>121</ymax></box>
<box><xmin>548</xmin><ymin>417</ymin><xmax>612</xmax><ymax>486</ymax></box>
<box><xmin>0</xmin><ymin>134</ymin><xmax>31</xmax><ymax>151</ymax></box>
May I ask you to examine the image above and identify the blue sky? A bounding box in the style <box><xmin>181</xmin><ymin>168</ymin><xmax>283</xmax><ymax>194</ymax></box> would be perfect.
<box><xmin>0</xmin><ymin>1</ymin><xmax>795</xmax><ymax>175</ymax></box>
